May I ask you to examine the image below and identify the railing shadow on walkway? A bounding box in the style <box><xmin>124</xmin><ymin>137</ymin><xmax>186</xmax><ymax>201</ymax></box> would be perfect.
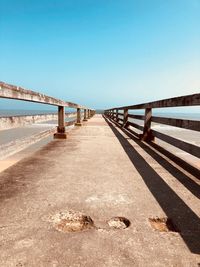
<box><xmin>103</xmin><ymin>115</ymin><xmax>200</xmax><ymax>254</ymax></box>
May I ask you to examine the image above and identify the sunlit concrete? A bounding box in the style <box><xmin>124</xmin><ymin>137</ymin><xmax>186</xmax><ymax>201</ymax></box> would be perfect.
<box><xmin>0</xmin><ymin>115</ymin><xmax>199</xmax><ymax>266</ymax></box>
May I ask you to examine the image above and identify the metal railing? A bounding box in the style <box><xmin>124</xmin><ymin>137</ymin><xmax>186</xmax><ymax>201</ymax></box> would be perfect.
<box><xmin>104</xmin><ymin>93</ymin><xmax>200</xmax><ymax>158</ymax></box>
<box><xmin>0</xmin><ymin>81</ymin><xmax>95</xmax><ymax>138</ymax></box>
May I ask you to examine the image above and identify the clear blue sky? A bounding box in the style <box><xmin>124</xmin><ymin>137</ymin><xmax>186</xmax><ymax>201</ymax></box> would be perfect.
<box><xmin>0</xmin><ymin>0</ymin><xmax>200</xmax><ymax>110</ymax></box>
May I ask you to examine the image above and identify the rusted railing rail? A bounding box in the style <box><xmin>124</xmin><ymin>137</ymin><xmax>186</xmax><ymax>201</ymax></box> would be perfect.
<box><xmin>104</xmin><ymin>93</ymin><xmax>200</xmax><ymax>158</ymax></box>
<box><xmin>0</xmin><ymin>81</ymin><xmax>95</xmax><ymax>138</ymax></box>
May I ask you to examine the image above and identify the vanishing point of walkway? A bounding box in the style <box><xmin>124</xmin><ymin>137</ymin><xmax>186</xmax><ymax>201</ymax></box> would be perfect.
<box><xmin>0</xmin><ymin>115</ymin><xmax>200</xmax><ymax>266</ymax></box>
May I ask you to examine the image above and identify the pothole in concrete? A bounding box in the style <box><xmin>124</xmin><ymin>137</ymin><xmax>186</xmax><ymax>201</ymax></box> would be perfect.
<box><xmin>149</xmin><ymin>217</ymin><xmax>179</xmax><ymax>232</ymax></box>
<box><xmin>51</xmin><ymin>211</ymin><xmax>94</xmax><ymax>233</ymax></box>
<box><xmin>107</xmin><ymin>217</ymin><xmax>130</xmax><ymax>229</ymax></box>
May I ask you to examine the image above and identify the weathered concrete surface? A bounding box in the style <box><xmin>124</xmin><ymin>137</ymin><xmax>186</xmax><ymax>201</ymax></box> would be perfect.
<box><xmin>0</xmin><ymin>135</ymin><xmax>53</xmax><ymax>173</ymax></box>
<box><xmin>0</xmin><ymin>115</ymin><xmax>200</xmax><ymax>266</ymax></box>
<box><xmin>0</xmin><ymin>81</ymin><xmax>85</xmax><ymax>109</ymax></box>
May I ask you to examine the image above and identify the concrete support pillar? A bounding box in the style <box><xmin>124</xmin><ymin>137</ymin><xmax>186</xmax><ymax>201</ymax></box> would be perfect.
<box><xmin>141</xmin><ymin>108</ymin><xmax>154</xmax><ymax>141</ymax></box>
<box><xmin>83</xmin><ymin>109</ymin><xmax>88</xmax><ymax>121</ymax></box>
<box><xmin>123</xmin><ymin>108</ymin><xmax>128</xmax><ymax>127</ymax></box>
<box><xmin>54</xmin><ymin>106</ymin><xmax>67</xmax><ymax>139</ymax></box>
<box><xmin>75</xmin><ymin>108</ymin><xmax>82</xmax><ymax>126</ymax></box>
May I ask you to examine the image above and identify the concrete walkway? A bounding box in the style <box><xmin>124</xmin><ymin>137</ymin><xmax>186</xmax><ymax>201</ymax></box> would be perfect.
<box><xmin>0</xmin><ymin>115</ymin><xmax>200</xmax><ymax>266</ymax></box>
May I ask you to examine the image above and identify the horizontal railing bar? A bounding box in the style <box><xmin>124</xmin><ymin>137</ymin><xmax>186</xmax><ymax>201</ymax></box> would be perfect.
<box><xmin>151</xmin><ymin>129</ymin><xmax>200</xmax><ymax>158</ymax></box>
<box><xmin>128</xmin><ymin>114</ymin><xmax>145</xmax><ymax>120</ymax></box>
<box><xmin>0</xmin><ymin>81</ymin><xmax>91</xmax><ymax>110</ymax></box>
<box><xmin>106</xmin><ymin>93</ymin><xmax>200</xmax><ymax>110</ymax></box>
<box><xmin>128</xmin><ymin>121</ymin><xmax>144</xmax><ymax>131</ymax></box>
<box><xmin>152</xmin><ymin>116</ymin><xmax>200</xmax><ymax>132</ymax></box>
<box><xmin>118</xmin><ymin>112</ymin><xmax>124</xmax><ymax>116</ymax></box>
<box><xmin>118</xmin><ymin>118</ymin><xmax>123</xmax><ymax>122</ymax></box>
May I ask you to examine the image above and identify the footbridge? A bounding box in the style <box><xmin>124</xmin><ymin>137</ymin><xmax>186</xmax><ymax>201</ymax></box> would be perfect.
<box><xmin>0</xmin><ymin>82</ymin><xmax>200</xmax><ymax>266</ymax></box>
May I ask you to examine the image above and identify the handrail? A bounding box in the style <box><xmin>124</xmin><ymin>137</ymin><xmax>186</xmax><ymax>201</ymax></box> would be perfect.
<box><xmin>0</xmin><ymin>81</ymin><xmax>95</xmax><ymax>138</ymax></box>
<box><xmin>106</xmin><ymin>93</ymin><xmax>200</xmax><ymax>110</ymax></box>
<box><xmin>104</xmin><ymin>93</ymin><xmax>200</xmax><ymax>158</ymax></box>
<box><xmin>0</xmin><ymin>81</ymin><xmax>85</xmax><ymax>108</ymax></box>
<box><xmin>151</xmin><ymin>116</ymin><xmax>200</xmax><ymax>132</ymax></box>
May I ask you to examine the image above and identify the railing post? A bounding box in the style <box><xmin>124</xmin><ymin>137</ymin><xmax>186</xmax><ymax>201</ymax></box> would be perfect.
<box><xmin>116</xmin><ymin>109</ymin><xmax>119</xmax><ymax>122</ymax></box>
<box><xmin>123</xmin><ymin>108</ymin><xmax>128</xmax><ymax>127</ymax></box>
<box><xmin>111</xmin><ymin>110</ymin><xmax>114</xmax><ymax>120</ymax></box>
<box><xmin>75</xmin><ymin>108</ymin><xmax>82</xmax><ymax>126</ymax></box>
<box><xmin>83</xmin><ymin>109</ymin><xmax>88</xmax><ymax>121</ymax></box>
<box><xmin>141</xmin><ymin>108</ymin><xmax>154</xmax><ymax>141</ymax></box>
<box><xmin>54</xmin><ymin>106</ymin><xmax>67</xmax><ymax>139</ymax></box>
